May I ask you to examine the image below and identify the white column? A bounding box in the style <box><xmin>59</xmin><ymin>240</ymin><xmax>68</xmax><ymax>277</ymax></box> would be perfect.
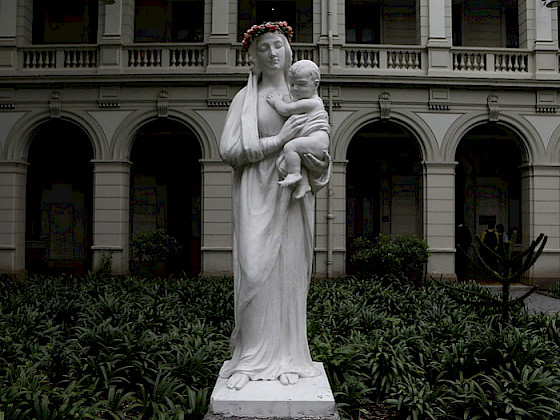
<box><xmin>535</xmin><ymin>0</ymin><xmax>554</xmax><ymax>43</ymax></box>
<box><xmin>211</xmin><ymin>0</ymin><xmax>229</xmax><ymax>36</ymax></box>
<box><xmin>428</xmin><ymin>0</ymin><xmax>446</xmax><ymax>40</ymax></box>
<box><xmin>200</xmin><ymin>159</ymin><xmax>233</xmax><ymax>276</ymax></box>
<box><xmin>0</xmin><ymin>0</ymin><xmax>17</xmax><ymax>70</ymax></box>
<box><xmin>0</xmin><ymin>0</ymin><xmax>17</xmax><ymax>39</ymax></box>
<box><xmin>0</xmin><ymin>161</ymin><xmax>27</xmax><ymax>274</ymax></box>
<box><xmin>534</xmin><ymin>0</ymin><xmax>558</xmax><ymax>76</ymax></box>
<box><xmin>315</xmin><ymin>160</ymin><xmax>346</xmax><ymax>277</ymax></box>
<box><xmin>103</xmin><ymin>0</ymin><xmax>123</xmax><ymax>38</ymax></box>
<box><xmin>92</xmin><ymin>160</ymin><xmax>131</xmax><ymax>274</ymax></box>
<box><xmin>426</xmin><ymin>0</ymin><xmax>451</xmax><ymax>75</ymax></box>
<box><xmin>207</xmin><ymin>0</ymin><xmax>233</xmax><ymax>71</ymax></box>
<box><xmin>99</xmin><ymin>0</ymin><xmax>124</xmax><ymax>71</ymax></box>
<box><xmin>423</xmin><ymin>162</ymin><xmax>456</xmax><ymax>280</ymax></box>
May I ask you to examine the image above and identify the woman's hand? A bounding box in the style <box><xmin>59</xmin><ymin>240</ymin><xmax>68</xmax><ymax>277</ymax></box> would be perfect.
<box><xmin>302</xmin><ymin>150</ymin><xmax>330</xmax><ymax>175</ymax></box>
<box><xmin>277</xmin><ymin>114</ymin><xmax>307</xmax><ymax>146</ymax></box>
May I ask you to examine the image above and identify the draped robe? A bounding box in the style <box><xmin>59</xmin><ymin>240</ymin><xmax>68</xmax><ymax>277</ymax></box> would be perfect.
<box><xmin>219</xmin><ymin>74</ymin><xmax>330</xmax><ymax>381</ymax></box>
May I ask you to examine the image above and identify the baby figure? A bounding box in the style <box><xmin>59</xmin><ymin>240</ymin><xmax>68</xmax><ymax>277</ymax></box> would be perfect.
<box><xmin>267</xmin><ymin>59</ymin><xmax>330</xmax><ymax>199</ymax></box>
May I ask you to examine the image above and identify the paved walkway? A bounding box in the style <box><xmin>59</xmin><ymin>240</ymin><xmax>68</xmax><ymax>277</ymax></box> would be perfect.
<box><xmin>483</xmin><ymin>285</ymin><xmax>560</xmax><ymax>314</ymax></box>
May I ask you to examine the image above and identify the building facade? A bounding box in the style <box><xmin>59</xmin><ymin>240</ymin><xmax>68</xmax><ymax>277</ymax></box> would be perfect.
<box><xmin>1</xmin><ymin>0</ymin><xmax>560</xmax><ymax>284</ymax></box>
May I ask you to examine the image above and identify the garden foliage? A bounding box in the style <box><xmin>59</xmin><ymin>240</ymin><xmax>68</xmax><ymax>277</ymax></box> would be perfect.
<box><xmin>0</xmin><ymin>273</ymin><xmax>559</xmax><ymax>419</ymax></box>
<box><xmin>350</xmin><ymin>234</ymin><xmax>429</xmax><ymax>285</ymax></box>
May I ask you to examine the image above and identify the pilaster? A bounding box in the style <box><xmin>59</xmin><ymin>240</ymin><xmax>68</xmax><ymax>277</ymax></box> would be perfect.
<box><xmin>426</xmin><ymin>0</ymin><xmax>452</xmax><ymax>76</ymax></box>
<box><xmin>534</xmin><ymin>0</ymin><xmax>559</xmax><ymax>78</ymax></box>
<box><xmin>315</xmin><ymin>160</ymin><xmax>346</xmax><ymax>278</ymax></box>
<box><xmin>0</xmin><ymin>161</ymin><xmax>27</xmax><ymax>274</ymax></box>
<box><xmin>92</xmin><ymin>160</ymin><xmax>131</xmax><ymax>274</ymax></box>
<box><xmin>423</xmin><ymin>161</ymin><xmax>456</xmax><ymax>280</ymax></box>
<box><xmin>0</xmin><ymin>0</ymin><xmax>17</xmax><ymax>71</ymax></box>
<box><xmin>99</xmin><ymin>0</ymin><xmax>124</xmax><ymax>72</ymax></box>
<box><xmin>200</xmin><ymin>159</ymin><xmax>233</xmax><ymax>276</ymax></box>
<box><xmin>520</xmin><ymin>164</ymin><xmax>560</xmax><ymax>285</ymax></box>
<box><xmin>207</xmin><ymin>0</ymin><xmax>233</xmax><ymax>72</ymax></box>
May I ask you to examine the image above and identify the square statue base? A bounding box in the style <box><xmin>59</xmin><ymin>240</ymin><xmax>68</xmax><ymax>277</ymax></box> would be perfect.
<box><xmin>205</xmin><ymin>362</ymin><xmax>339</xmax><ymax>419</ymax></box>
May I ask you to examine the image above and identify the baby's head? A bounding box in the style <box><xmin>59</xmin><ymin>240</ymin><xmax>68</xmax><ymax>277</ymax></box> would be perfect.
<box><xmin>287</xmin><ymin>59</ymin><xmax>320</xmax><ymax>100</ymax></box>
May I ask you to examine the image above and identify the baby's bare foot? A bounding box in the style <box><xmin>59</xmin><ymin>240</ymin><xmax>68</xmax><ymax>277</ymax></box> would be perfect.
<box><xmin>293</xmin><ymin>183</ymin><xmax>311</xmax><ymax>199</ymax></box>
<box><xmin>279</xmin><ymin>173</ymin><xmax>303</xmax><ymax>187</ymax></box>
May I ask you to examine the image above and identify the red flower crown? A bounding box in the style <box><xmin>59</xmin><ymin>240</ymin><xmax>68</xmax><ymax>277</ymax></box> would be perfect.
<box><xmin>242</xmin><ymin>21</ymin><xmax>293</xmax><ymax>52</ymax></box>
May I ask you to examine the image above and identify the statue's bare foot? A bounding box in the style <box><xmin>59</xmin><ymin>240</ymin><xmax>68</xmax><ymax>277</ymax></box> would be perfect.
<box><xmin>279</xmin><ymin>173</ymin><xmax>303</xmax><ymax>187</ymax></box>
<box><xmin>279</xmin><ymin>372</ymin><xmax>299</xmax><ymax>385</ymax></box>
<box><xmin>227</xmin><ymin>373</ymin><xmax>250</xmax><ymax>390</ymax></box>
<box><xmin>292</xmin><ymin>183</ymin><xmax>311</xmax><ymax>199</ymax></box>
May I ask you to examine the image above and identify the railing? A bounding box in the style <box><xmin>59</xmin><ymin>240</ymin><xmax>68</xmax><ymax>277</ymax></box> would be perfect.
<box><xmin>22</xmin><ymin>46</ymin><xmax>98</xmax><ymax>69</ymax></box>
<box><xmin>10</xmin><ymin>43</ymin><xmax>547</xmax><ymax>79</ymax></box>
<box><xmin>127</xmin><ymin>44</ymin><xmax>206</xmax><ymax>68</ymax></box>
<box><xmin>453</xmin><ymin>48</ymin><xmax>530</xmax><ymax>73</ymax></box>
<box><xmin>343</xmin><ymin>45</ymin><xmax>423</xmax><ymax>70</ymax></box>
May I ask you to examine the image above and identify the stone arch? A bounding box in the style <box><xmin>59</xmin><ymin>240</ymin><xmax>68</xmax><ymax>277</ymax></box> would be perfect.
<box><xmin>546</xmin><ymin>122</ymin><xmax>560</xmax><ymax>164</ymax></box>
<box><xmin>441</xmin><ymin>112</ymin><xmax>541</xmax><ymax>164</ymax></box>
<box><xmin>4</xmin><ymin>110</ymin><xmax>109</xmax><ymax>161</ymax></box>
<box><xmin>111</xmin><ymin>109</ymin><xmax>218</xmax><ymax>161</ymax></box>
<box><xmin>332</xmin><ymin>109</ymin><xmax>438</xmax><ymax>162</ymax></box>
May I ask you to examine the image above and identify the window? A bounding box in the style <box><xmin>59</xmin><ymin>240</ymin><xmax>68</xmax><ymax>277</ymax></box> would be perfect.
<box><xmin>238</xmin><ymin>0</ymin><xmax>313</xmax><ymax>43</ymax></box>
<box><xmin>135</xmin><ymin>0</ymin><xmax>204</xmax><ymax>43</ymax></box>
<box><xmin>345</xmin><ymin>0</ymin><xmax>417</xmax><ymax>45</ymax></box>
<box><xmin>345</xmin><ymin>1</ymin><xmax>381</xmax><ymax>44</ymax></box>
<box><xmin>33</xmin><ymin>0</ymin><xmax>98</xmax><ymax>44</ymax></box>
<box><xmin>452</xmin><ymin>0</ymin><xmax>518</xmax><ymax>48</ymax></box>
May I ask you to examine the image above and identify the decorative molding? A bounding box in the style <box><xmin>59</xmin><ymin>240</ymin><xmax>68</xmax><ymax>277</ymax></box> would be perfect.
<box><xmin>206</xmin><ymin>99</ymin><xmax>231</xmax><ymax>107</ymax></box>
<box><xmin>487</xmin><ymin>93</ymin><xmax>500</xmax><ymax>121</ymax></box>
<box><xmin>429</xmin><ymin>103</ymin><xmax>450</xmax><ymax>111</ymax></box>
<box><xmin>98</xmin><ymin>86</ymin><xmax>120</xmax><ymax>108</ymax></box>
<box><xmin>379</xmin><ymin>91</ymin><xmax>391</xmax><ymax>119</ymax></box>
<box><xmin>428</xmin><ymin>88</ymin><xmax>450</xmax><ymax>111</ymax></box>
<box><xmin>49</xmin><ymin>91</ymin><xmax>62</xmax><ymax>118</ymax></box>
<box><xmin>97</xmin><ymin>101</ymin><xmax>120</xmax><ymax>108</ymax></box>
<box><xmin>0</xmin><ymin>88</ymin><xmax>15</xmax><ymax>110</ymax></box>
<box><xmin>157</xmin><ymin>90</ymin><xmax>170</xmax><ymax>118</ymax></box>
<box><xmin>536</xmin><ymin>90</ymin><xmax>557</xmax><ymax>113</ymax></box>
<box><xmin>323</xmin><ymin>100</ymin><xmax>342</xmax><ymax>110</ymax></box>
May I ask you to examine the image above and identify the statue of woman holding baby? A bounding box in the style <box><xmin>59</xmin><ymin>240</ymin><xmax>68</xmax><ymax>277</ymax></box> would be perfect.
<box><xmin>219</xmin><ymin>22</ymin><xmax>331</xmax><ymax>390</ymax></box>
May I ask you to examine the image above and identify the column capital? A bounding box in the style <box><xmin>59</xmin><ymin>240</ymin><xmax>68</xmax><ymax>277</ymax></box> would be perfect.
<box><xmin>91</xmin><ymin>159</ymin><xmax>132</xmax><ymax>173</ymax></box>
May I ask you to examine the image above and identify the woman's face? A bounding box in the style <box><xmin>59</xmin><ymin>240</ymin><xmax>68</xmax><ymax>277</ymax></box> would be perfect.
<box><xmin>255</xmin><ymin>32</ymin><xmax>285</xmax><ymax>73</ymax></box>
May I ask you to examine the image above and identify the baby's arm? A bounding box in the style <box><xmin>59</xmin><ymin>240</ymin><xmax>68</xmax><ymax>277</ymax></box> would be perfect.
<box><xmin>267</xmin><ymin>93</ymin><xmax>319</xmax><ymax>117</ymax></box>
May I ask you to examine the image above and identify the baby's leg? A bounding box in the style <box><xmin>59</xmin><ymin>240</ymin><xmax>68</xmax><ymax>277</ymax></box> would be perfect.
<box><xmin>279</xmin><ymin>137</ymin><xmax>305</xmax><ymax>187</ymax></box>
<box><xmin>292</xmin><ymin>168</ymin><xmax>311</xmax><ymax>199</ymax></box>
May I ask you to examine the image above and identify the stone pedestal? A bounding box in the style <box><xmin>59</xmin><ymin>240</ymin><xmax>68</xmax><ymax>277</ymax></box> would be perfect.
<box><xmin>205</xmin><ymin>362</ymin><xmax>339</xmax><ymax>419</ymax></box>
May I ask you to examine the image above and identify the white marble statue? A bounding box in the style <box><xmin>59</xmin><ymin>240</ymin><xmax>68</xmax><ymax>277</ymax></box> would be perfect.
<box><xmin>218</xmin><ymin>22</ymin><xmax>331</xmax><ymax>390</ymax></box>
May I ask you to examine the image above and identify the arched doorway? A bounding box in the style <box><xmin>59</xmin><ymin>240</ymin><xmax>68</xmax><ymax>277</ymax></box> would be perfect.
<box><xmin>346</xmin><ymin>120</ymin><xmax>423</xmax><ymax>271</ymax></box>
<box><xmin>455</xmin><ymin>123</ymin><xmax>525</xmax><ymax>280</ymax></box>
<box><xmin>130</xmin><ymin>119</ymin><xmax>202</xmax><ymax>275</ymax></box>
<box><xmin>26</xmin><ymin>120</ymin><xmax>94</xmax><ymax>274</ymax></box>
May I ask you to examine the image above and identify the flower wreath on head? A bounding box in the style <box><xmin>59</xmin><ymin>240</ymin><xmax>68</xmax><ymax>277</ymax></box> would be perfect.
<box><xmin>242</xmin><ymin>21</ymin><xmax>293</xmax><ymax>52</ymax></box>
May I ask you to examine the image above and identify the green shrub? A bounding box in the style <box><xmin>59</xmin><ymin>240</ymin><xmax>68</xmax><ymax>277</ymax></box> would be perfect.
<box><xmin>1</xmin><ymin>274</ymin><xmax>559</xmax><ymax>419</ymax></box>
<box><xmin>130</xmin><ymin>228</ymin><xmax>182</xmax><ymax>275</ymax></box>
<box><xmin>350</xmin><ymin>234</ymin><xmax>429</xmax><ymax>284</ymax></box>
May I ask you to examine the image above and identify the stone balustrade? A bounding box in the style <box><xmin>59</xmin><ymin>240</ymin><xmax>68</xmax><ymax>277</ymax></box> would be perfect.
<box><xmin>4</xmin><ymin>43</ymin><xmax>557</xmax><ymax>80</ymax></box>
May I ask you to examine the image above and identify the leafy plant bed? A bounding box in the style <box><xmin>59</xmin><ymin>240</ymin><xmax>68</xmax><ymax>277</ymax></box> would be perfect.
<box><xmin>539</xmin><ymin>281</ymin><xmax>560</xmax><ymax>299</ymax></box>
<box><xmin>1</xmin><ymin>274</ymin><xmax>559</xmax><ymax>419</ymax></box>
